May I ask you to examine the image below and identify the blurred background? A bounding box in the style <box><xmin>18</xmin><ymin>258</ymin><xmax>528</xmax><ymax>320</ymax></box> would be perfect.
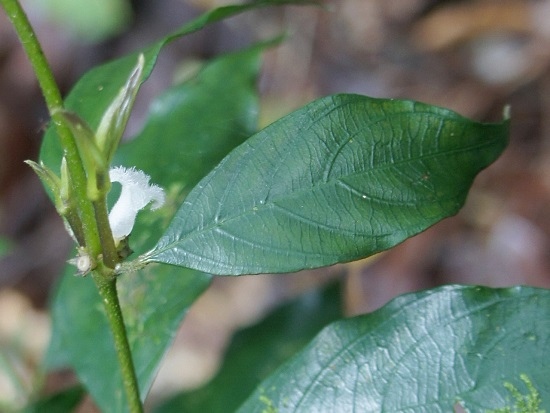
<box><xmin>2</xmin><ymin>0</ymin><xmax>550</xmax><ymax>410</ymax></box>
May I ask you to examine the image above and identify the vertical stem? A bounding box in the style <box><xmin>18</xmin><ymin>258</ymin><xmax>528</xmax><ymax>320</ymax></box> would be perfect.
<box><xmin>1</xmin><ymin>1</ymin><xmax>143</xmax><ymax>411</ymax></box>
<box><xmin>95</xmin><ymin>275</ymin><xmax>143</xmax><ymax>413</ymax></box>
<box><xmin>0</xmin><ymin>0</ymin><xmax>101</xmax><ymax>258</ymax></box>
<box><xmin>93</xmin><ymin>200</ymin><xmax>120</xmax><ymax>268</ymax></box>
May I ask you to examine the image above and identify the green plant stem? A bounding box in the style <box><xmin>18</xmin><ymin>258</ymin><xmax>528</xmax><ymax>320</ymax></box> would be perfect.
<box><xmin>95</xmin><ymin>275</ymin><xmax>143</xmax><ymax>413</ymax></box>
<box><xmin>1</xmin><ymin>1</ymin><xmax>143</xmax><ymax>411</ymax></box>
<box><xmin>0</xmin><ymin>0</ymin><xmax>101</xmax><ymax>259</ymax></box>
<box><xmin>93</xmin><ymin>200</ymin><xmax>120</xmax><ymax>268</ymax></box>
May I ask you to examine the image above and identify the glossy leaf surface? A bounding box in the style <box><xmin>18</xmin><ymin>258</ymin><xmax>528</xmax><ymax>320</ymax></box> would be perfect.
<box><xmin>154</xmin><ymin>282</ymin><xmax>343</xmax><ymax>413</ymax></box>
<box><xmin>237</xmin><ymin>285</ymin><xmax>550</xmax><ymax>413</ymax></box>
<box><xmin>44</xmin><ymin>43</ymin><xmax>267</xmax><ymax>412</ymax></box>
<box><xmin>117</xmin><ymin>42</ymin><xmax>269</xmax><ymax>203</ymax></box>
<box><xmin>148</xmin><ymin>95</ymin><xmax>509</xmax><ymax>275</ymax></box>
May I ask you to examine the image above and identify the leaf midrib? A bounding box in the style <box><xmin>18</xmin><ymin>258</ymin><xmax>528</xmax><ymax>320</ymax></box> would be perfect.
<box><xmin>151</xmin><ymin>133</ymin><xmax>498</xmax><ymax>260</ymax></box>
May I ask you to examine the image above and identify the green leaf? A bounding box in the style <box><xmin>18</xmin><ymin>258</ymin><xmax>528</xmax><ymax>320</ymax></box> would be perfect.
<box><xmin>39</xmin><ymin>0</ymin><xmax>314</xmax><ymax>173</ymax></box>
<box><xmin>47</xmin><ymin>265</ymin><xmax>211</xmax><ymax>413</ymax></box>
<box><xmin>115</xmin><ymin>40</ymin><xmax>274</xmax><ymax>211</ymax></box>
<box><xmin>147</xmin><ymin>95</ymin><xmax>509</xmax><ymax>275</ymax></box>
<box><xmin>153</xmin><ymin>281</ymin><xmax>344</xmax><ymax>413</ymax></box>
<box><xmin>237</xmin><ymin>285</ymin><xmax>550</xmax><ymax>413</ymax></box>
<box><xmin>23</xmin><ymin>386</ymin><xmax>85</xmax><ymax>413</ymax></box>
<box><xmin>23</xmin><ymin>160</ymin><xmax>62</xmax><ymax>206</ymax></box>
<box><xmin>45</xmin><ymin>42</ymin><xmax>269</xmax><ymax>413</ymax></box>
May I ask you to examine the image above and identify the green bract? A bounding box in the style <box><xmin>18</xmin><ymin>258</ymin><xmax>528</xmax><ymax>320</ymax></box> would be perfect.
<box><xmin>96</xmin><ymin>54</ymin><xmax>145</xmax><ymax>166</ymax></box>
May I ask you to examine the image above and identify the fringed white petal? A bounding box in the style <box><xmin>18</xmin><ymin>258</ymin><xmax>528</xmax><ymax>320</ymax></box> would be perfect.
<box><xmin>109</xmin><ymin>167</ymin><xmax>165</xmax><ymax>242</ymax></box>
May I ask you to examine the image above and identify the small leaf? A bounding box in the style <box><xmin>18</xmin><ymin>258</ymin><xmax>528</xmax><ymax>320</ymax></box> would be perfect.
<box><xmin>237</xmin><ymin>285</ymin><xmax>550</xmax><ymax>413</ymax></box>
<box><xmin>147</xmin><ymin>95</ymin><xmax>509</xmax><ymax>275</ymax></box>
<box><xmin>24</xmin><ymin>160</ymin><xmax>61</xmax><ymax>206</ymax></box>
<box><xmin>25</xmin><ymin>159</ymin><xmax>85</xmax><ymax>244</ymax></box>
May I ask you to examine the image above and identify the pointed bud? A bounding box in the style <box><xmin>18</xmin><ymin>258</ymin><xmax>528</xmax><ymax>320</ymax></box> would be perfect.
<box><xmin>97</xmin><ymin>54</ymin><xmax>145</xmax><ymax>165</ymax></box>
<box><xmin>25</xmin><ymin>160</ymin><xmax>62</xmax><ymax>207</ymax></box>
<box><xmin>26</xmin><ymin>159</ymin><xmax>85</xmax><ymax>245</ymax></box>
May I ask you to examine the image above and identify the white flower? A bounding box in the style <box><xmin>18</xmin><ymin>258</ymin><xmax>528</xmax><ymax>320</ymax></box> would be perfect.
<box><xmin>108</xmin><ymin>166</ymin><xmax>165</xmax><ymax>243</ymax></box>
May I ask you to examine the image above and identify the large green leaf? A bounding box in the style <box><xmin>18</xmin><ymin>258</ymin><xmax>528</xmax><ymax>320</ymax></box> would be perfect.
<box><xmin>154</xmin><ymin>281</ymin><xmax>344</xmax><ymax>413</ymax></box>
<box><xmin>44</xmin><ymin>43</ymin><xmax>268</xmax><ymax>412</ymax></box>
<box><xmin>237</xmin><ymin>285</ymin><xmax>550</xmax><ymax>412</ymax></box>
<box><xmin>146</xmin><ymin>96</ymin><xmax>509</xmax><ymax>275</ymax></box>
